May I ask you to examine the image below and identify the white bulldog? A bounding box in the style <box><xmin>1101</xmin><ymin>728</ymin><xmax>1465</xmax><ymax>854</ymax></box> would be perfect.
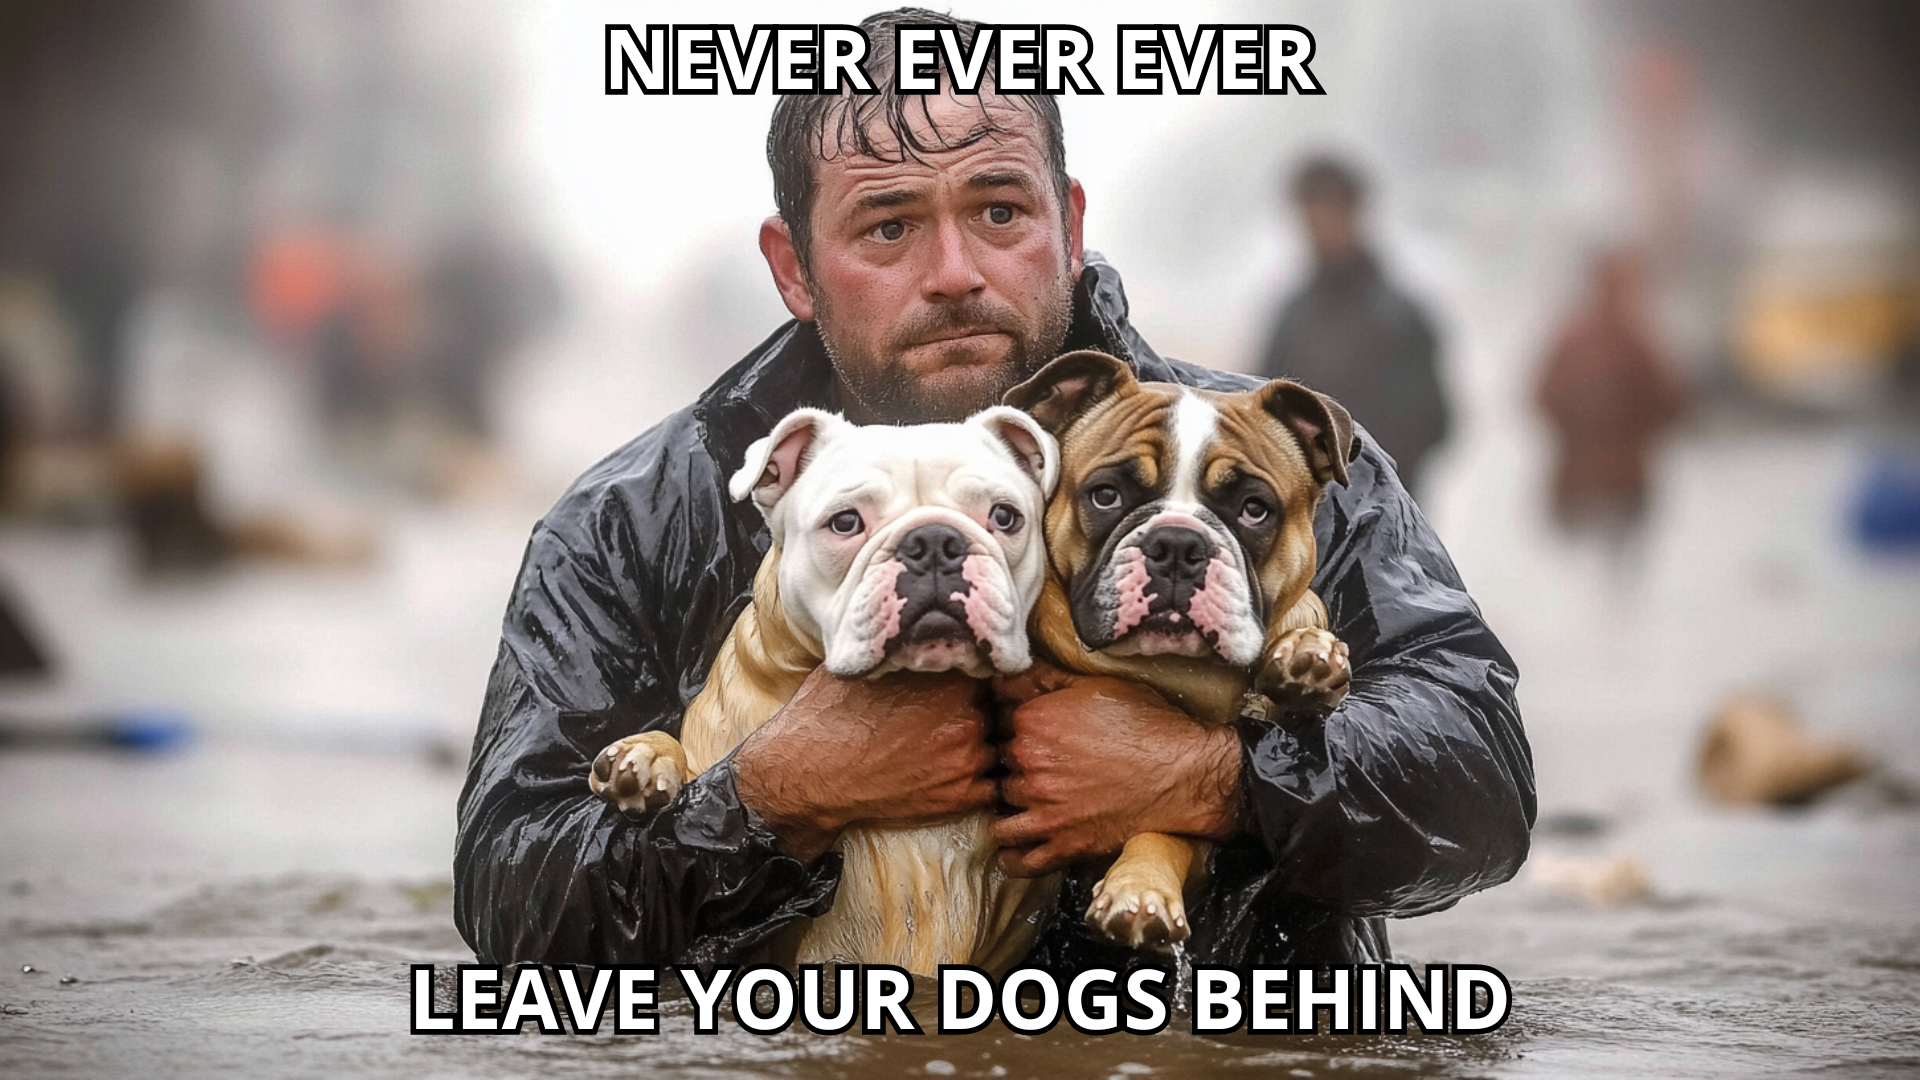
<box><xmin>587</xmin><ymin>405</ymin><xmax>1060</xmax><ymax>974</ymax></box>
<box><xmin>738</xmin><ymin>406</ymin><xmax>1057</xmax><ymax>682</ymax></box>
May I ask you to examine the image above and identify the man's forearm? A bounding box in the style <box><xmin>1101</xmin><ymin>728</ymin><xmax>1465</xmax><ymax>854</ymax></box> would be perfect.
<box><xmin>734</xmin><ymin>746</ymin><xmax>844</xmax><ymax>865</ymax></box>
<box><xmin>454</xmin><ymin>640</ymin><xmax>845</xmax><ymax>966</ymax></box>
<box><xmin>1171</xmin><ymin>721</ymin><xmax>1245</xmax><ymax>843</ymax></box>
<box><xmin>457</xmin><ymin>754</ymin><xmax>842</xmax><ymax>965</ymax></box>
<box><xmin>1235</xmin><ymin>670</ymin><xmax>1534</xmax><ymax>917</ymax></box>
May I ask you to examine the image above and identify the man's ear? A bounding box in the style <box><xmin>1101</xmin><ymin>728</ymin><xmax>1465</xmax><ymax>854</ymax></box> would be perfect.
<box><xmin>1066</xmin><ymin>177</ymin><xmax>1086</xmax><ymax>280</ymax></box>
<box><xmin>1002</xmin><ymin>350</ymin><xmax>1135</xmax><ymax>435</ymax></box>
<box><xmin>972</xmin><ymin>406</ymin><xmax>1060</xmax><ymax>498</ymax></box>
<box><xmin>730</xmin><ymin>408</ymin><xmax>840</xmax><ymax>511</ymax></box>
<box><xmin>759</xmin><ymin>216</ymin><xmax>815</xmax><ymax>322</ymax></box>
<box><xmin>1257</xmin><ymin>380</ymin><xmax>1359</xmax><ymax>487</ymax></box>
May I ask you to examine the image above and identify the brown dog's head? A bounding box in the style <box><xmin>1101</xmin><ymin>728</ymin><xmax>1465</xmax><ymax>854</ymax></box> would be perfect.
<box><xmin>1004</xmin><ymin>350</ymin><xmax>1356</xmax><ymax>668</ymax></box>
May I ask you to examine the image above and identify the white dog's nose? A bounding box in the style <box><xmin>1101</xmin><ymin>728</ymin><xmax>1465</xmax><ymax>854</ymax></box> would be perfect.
<box><xmin>896</xmin><ymin>524</ymin><xmax>970</xmax><ymax>574</ymax></box>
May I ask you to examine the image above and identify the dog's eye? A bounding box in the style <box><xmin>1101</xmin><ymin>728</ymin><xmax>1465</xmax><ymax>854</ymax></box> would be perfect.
<box><xmin>827</xmin><ymin>510</ymin><xmax>864</xmax><ymax>536</ymax></box>
<box><xmin>989</xmin><ymin>503</ymin><xmax>1022</xmax><ymax>532</ymax></box>
<box><xmin>1088</xmin><ymin>485</ymin><xmax>1122</xmax><ymax>511</ymax></box>
<box><xmin>1239</xmin><ymin>498</ymin><xmax>1272</xmax><ymax>527</ymax></box>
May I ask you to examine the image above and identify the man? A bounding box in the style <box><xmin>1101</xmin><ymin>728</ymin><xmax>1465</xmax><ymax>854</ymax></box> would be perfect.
<box><xmin>455</xmin><ymin>9</ymin><xmax>1532</xmax><ymax>971</ymax></box>
<box><xmin>1256</xmin><ymin>156</ymin><xmax>1451</xmax><ymax>500</ymax></box>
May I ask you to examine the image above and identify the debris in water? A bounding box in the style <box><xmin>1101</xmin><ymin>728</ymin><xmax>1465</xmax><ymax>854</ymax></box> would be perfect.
<box><xmin>59</xmin><ymin>975</ymin><xmax>78</xmax><ymax>985</ymax></box>
<box><xmin>1535</xmin><ymin>809</ymin><xmax>1612</xmax><ymax>837</ymax></box>
<box><xmin>924</xmin><ymin>1062</ymin><xmax>957</xmax><ymax>1076</ymax></box>
<box><xmin>20</xmin><ymin>964</ymin><xmax>36</xmax><ymax>974</ymax></box>
<box><xmin>1699</xmin><ymin>695</ymin><xmax>1865</xmax><ymax>806</ymax></box>
<box><xmin>1530</xmin><ymin>852</ymin><xmax>1653</xmax><ymax>905</ymax></box>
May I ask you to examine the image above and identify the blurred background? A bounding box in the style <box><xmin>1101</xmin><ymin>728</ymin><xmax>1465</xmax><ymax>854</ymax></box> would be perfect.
<box><xmin>1</xmin><ymin>2</ymin><xmax>1916</xmax><ymax>1077</ymax></box>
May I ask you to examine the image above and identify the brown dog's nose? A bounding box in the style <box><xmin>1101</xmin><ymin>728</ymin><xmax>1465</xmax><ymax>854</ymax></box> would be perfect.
<box><xmin>1140</xmin><ymin>527</ymin><xmax>1211</xmax><ymax>580</ymax></box>
<box><xmin>897</xmin><ymin>524</ymin><xmax>970</xmax><ymax>575</ymax></box>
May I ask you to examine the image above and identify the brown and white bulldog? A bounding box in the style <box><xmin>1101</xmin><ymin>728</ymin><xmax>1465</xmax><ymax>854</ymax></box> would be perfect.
<box><xmin>1003</xmin><ymin>349</ymin><xmax>1360</xmax><ymax>947</ymax></box>
<box><xmin>586</xmin><ymin>406</ymin><xmax>1061</xmax><ymax>975</ymax></box>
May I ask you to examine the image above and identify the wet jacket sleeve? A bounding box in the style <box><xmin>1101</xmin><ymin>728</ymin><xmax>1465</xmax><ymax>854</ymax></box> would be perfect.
<box><xmin>453</xmin><ymin>419</ymin><xmax>841</xmax><ymax>965</ymax></box>
<box><xmin>1236</xmin><ymin>434</ymin><xmax>1534</xmax><ymax>917</ymax></box>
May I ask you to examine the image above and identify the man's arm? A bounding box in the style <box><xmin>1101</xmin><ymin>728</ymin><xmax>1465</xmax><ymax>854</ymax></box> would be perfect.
<box><xmin>993</xmin><ymin>435</ymin><xmax>1533</xmax><ymax>918</ymax></box>
<box><xmin>453</xmin><ymin>431</ymin><xmax>842</xmax><ymax>966</ymax></box>
<box><xmin>1237</xmin><ymin>436</ymin><xmax>1532</xmax><ymax>915</ymax></box>
<box><xmin>454</xmin><ymin>421</ymin><xmax>1007</xmax><ymax>965</ymax></box>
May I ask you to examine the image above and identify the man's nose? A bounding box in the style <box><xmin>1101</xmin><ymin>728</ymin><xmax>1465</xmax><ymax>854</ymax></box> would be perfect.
<box><xmin>923</xmin><ymin>219</ymin><xmax>986</xmax><ymax>301</ymax></box>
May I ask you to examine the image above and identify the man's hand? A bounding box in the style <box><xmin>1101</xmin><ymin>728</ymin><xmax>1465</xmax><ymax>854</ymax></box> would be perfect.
<box><xmin>991</xmin><ymin>660</ymin><xmax>1242</xmax><ymax>877</ymax></box>
<box><xmin>734</xmin><ymin>667</ymin><xmax>999</xmax><ymax>864</ymax></box>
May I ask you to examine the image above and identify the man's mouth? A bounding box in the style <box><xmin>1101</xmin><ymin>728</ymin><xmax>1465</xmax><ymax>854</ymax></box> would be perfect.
<box><xmin>910</xmin><ymin>327</ymin><xmax>1007</xmax><ymax>348</ymax></box>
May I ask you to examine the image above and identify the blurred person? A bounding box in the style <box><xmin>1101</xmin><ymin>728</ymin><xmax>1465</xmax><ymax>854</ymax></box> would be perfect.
<box><xmin>1535</xmin><ymin>249</ymin><xmax>1688</xmax><ymax>566</ymax></box>
<box><xmin>456</xmin><ymin>8</ymin><xmax>1532</xmax><ymax>972</ymax></box>
<box><xmin>419</xmin><ymin>231</ymin><xmax>559</xmax><ymax>443</ymax></box>
<box><xmin>249</xmin><ymin>226</ymin><xmax>555</xmax><ymax>492</ymax></box>
<box><xmin>1256</xmin><ymin>155</ymin><xmax>1450</xmax><ymax>499</ymax></box>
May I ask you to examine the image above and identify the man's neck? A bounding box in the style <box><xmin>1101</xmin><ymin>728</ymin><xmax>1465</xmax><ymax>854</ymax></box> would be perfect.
<box><xmin>1314</xmin><ymin>247</ymin><xmax>1374</xmax><ymax>284</ymax></box>
<box><xmin>831</xmin><ymin>377</ymin><xmax>880</xmax><ymax>425</ymax></box>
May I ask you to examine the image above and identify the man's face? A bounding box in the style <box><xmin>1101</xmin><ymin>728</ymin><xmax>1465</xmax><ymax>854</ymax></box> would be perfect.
<box><xmin>1301</xmin><ymin>197</ymin><xmax>1361</xmax><ymax>267</ymax></box>
<box><xmin>764</xmin><ymin>93</ymin><xmax>1084</xmax><ymax>424</ymax></box>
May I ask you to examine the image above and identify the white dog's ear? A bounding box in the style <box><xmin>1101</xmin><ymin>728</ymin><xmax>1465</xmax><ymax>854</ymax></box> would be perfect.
<box><xmin>973</xmin><ymin>406</ymin><xmax>1060</xmax><ymax>498</ymax></box>
<box><xmin>730</xmin><ymin>408</ymin><xmax>840</xmax><ymax>510</ymax></box>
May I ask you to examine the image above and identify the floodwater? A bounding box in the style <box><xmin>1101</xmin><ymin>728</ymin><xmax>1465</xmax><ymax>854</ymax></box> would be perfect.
<box><xmin>3</xmin><ymin>715</ymin><xmax>1918</xmax><ymax>1076</ymax></box>
<box><xmin>3</xmin><ymin>425</ymin><xmax>1919</xmax><ymax>1078</ymax></box>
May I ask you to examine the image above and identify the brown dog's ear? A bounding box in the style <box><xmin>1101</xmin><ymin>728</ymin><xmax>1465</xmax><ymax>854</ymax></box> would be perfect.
<box><xmin>1002</xmin><ymin>350</ymin><xmax>1136</xmax><ymax>434</ymax></box>
<box><xmin>1258</xmin><ymin>380</ymin><xmax>1359</xmax><ymax>487</ymax></box>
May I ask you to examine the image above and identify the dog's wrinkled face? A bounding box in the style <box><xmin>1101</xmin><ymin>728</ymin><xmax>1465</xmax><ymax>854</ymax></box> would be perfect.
<box><xmin>731</xmin><ymin>407</ymin><xmax>1058</xmax><ymax>679</ymax></box>
<box><xmin>1006</xmin><ymin>351</ymin><xmax>1355</xmax><ymax>667</ymax></box>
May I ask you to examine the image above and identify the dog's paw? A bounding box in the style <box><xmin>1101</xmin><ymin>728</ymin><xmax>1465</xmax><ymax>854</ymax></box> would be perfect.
<box><xmin>588</xmin><ymin>732</ymin><xmax>688</xmax><ymax>816</ymax></box>
<box><xmin>1255</xmin><ymin>627</ymin><xmax>1351</xmax><ymax>713</ymax></box>
<box><xmin>1086</xmin><ymin>867</ymin><xmax>1189</xmax><ymax>950</ymax></box>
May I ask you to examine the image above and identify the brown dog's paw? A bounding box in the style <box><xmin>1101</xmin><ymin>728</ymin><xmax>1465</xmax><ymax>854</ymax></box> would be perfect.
<box><xmin>1086</xmin><ymin>871</ymin><xmax>1189</xmax><ymax>950</ymax></box>
<box><xmin>1256</xmin><ymin>627</ymin><xmax>1351</xmax><ymax>713</ymax></box>
<box><xmin>588</xmin><ymin>732</ymin><xmax>689</xmax><ymax>816</ymax></box>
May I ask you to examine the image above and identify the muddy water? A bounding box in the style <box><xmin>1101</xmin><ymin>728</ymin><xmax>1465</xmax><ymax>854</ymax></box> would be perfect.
<box><xmin>1</xmin><ymin>869</ymin><xmax>1517</xmax><ymax>1079</ymax></box>
<box><xmin>4</xmin><ymin>745</ymin><xmax>1918</xmax><ymax>1079</ymax></box>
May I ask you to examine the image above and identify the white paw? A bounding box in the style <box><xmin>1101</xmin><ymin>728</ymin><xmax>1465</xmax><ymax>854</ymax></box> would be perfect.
<box><xmin>1085</xmin><ymin>874</ymin><xmax>1189</xmax><ymax>949</ymax></box>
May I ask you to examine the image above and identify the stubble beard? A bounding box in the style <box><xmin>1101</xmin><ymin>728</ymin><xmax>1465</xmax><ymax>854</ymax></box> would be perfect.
<box><xmin>813</xmin><ymin>270</ymin><xmax>1077</xmax><ymax>425</ymax></box>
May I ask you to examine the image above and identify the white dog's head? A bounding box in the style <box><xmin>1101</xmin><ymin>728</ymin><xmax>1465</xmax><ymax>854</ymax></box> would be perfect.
<box><xmin>730</xmin><ymin>407</ymin><xmax>1058</xmax><ymax>679</ymax></box>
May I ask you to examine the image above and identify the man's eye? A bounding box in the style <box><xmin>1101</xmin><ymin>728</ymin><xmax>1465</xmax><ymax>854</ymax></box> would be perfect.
<box><xmin>874</xmin><ymin>221</ymin><xmax>905</xmax><ymax>241</ymax></box>
<box><xmin>988</xmin><ymin>503</ymin><xmax>1022</xmax><ymax>532</ymax></box>
<box><xmin>986</xmin><ymin>205</ymin><xmax>1014</xmax><ymax>225</ymax></box>
<box><xmin>1239</xmin><ymin>498</ymin><xmax>1272</xmax><ymax>527</ymax></box>
<box><xmin>827</xmin><ymin>510</ymin><xmax>864</xmax><ymax>536</ymax></box>
<box><xmin>1087</xmin><ymin>485</ymin><xmax>1122</xmax><ymax>511</ymax></box>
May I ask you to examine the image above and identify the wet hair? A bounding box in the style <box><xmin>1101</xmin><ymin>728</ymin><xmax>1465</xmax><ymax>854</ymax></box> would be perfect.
<box><xmin>1290</xmin><ymin>154</ymin><xmax>1367</xmax><ymax>209</ymax></box>
<box><xmin>766</xmin><ymin>8</ymin><xmax>1070</xmax><ymax>276</ymax></box>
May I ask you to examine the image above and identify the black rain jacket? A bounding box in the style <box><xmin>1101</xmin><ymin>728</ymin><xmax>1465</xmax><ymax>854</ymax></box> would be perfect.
<box><xmin>454</xmin><ymin>257</ymin><xmax>1534</xmax><ymax>970</ymax></box>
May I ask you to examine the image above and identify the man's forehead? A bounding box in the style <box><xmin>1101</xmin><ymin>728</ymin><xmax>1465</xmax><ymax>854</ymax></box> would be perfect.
<box><xmin>821</xmin><ymin>92</ymin><xmax>1048</xmax><ymax>181</ymax></box>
